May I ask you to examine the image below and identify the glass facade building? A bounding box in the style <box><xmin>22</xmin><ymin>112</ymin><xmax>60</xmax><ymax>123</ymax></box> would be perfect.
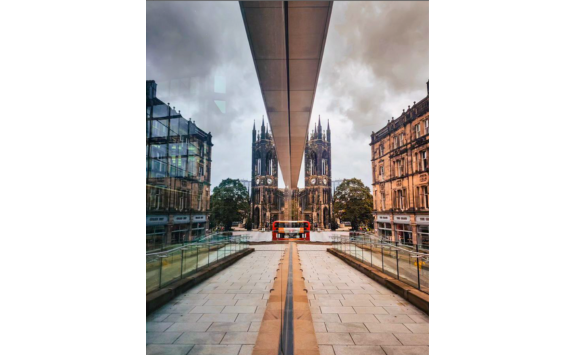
<box><xmin>146</xmin><ymin>80</ymin><xmax>213</xmax><ymax>251</ymax></box>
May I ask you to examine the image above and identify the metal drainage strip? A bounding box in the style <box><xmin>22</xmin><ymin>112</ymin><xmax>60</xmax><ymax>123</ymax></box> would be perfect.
<box><xmin>279</xmin><ymin>243</ymin><xmax>294</xmax><ymax>355</ymax></box>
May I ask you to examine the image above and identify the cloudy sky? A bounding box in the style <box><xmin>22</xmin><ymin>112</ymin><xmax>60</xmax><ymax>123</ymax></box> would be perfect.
<box><xmin>147</xmin><ymin>1</ymin><xmax>428</xmax><ymax>191</ymax></box>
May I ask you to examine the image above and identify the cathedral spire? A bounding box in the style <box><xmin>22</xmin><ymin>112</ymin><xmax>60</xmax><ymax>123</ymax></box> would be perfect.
<box><xmin>252</xmin><ymin>119</ymin><xmax>256</xmax><ymax>142</ymax></box>
<box><xmin>261</xmin><ymin>115</ymin><xmax>265</xmax><ymax>140</ymax></box>
<box><xmin>327</xmin><ymin>119</ymin><xmax>331</xmax><ymax>142</ymax></box>
<box><xmin>318</xmin><ymin>115</ymin><xmax>322</xmax><ymax>139</ymax></box>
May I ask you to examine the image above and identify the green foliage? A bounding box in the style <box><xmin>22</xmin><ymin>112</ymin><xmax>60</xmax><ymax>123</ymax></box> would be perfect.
<box><xmin>330</xmin><ymin>216</ymin><xmax>337</xmax><ymax>231</ymax></box>
<box><xmin>210</xmin><ymin>178</ymin><xmax>250</xmax><ymax>231</ymax></box>
<box><xmin>245</xmin><ymin>216</ymin><xmax>252</xmax><ymax>231</ymax></box>
<box><xmin>333</xmin><ymin>178</ymin><xmax>374</xmax><ymax>231</ymax></box>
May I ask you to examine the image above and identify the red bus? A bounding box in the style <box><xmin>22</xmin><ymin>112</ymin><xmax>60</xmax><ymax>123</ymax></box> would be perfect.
<box><xmin>272</xmin><ymin>220</ymin><xmax>310</xmax><ymax>240</ymax></box>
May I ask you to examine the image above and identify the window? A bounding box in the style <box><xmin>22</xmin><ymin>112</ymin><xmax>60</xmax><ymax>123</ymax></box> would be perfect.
<box><xmin>257</xmin><ymin>159</ymin><xmax>261</xmax><ymax>175</ymax></box>
<box><xmin>380</xmin><ymin>191</ymin><xmax>385</xmax><ymax>210</ymax></box>
<box><xmin>399</xmin><ymin>133</ymin><xmax>404</xmax><ymax>146</ymax></box>
<box><xmin>397</xmin><ymin>158</ymin><xmax>405</xmax><ymax>176</ymax></box>
<box><xmin>418</xmin><ymin>186</ymin><xmax>429</xmax><ymax>209</ymax></box>
<box><xmin>268</xmin><ymin>158</ymin><xmax>274</xmax><ymax>175</ymax></box>
<box><xmin>393</xmin><ymin>188</ymin><xmax>408</xmax><ymax>210</ymax></box>
<box><xmin>425</xmin><ymin>119</ymin><xmax>429</xmax><ymax>134</ymax></box>
<box><xmin>379</xmin><ymin>222</ymin><xmax>392</xmax><ymax>240</ymax></box>
<box><xmin>379</xmin><ymin>165</ymin><xmax>384</xmax><ymax>181</ymax></box>
<box><xmin>322</xmin><ymin>159</ymin><xmax>328</xmax><ymax>175</ymax></box>
<box><xmin>393</xmin><ymin>136</ymin><xmax>399</xmax><ymax>149</ymax></box>
<box><xmin>417</xmin><ymin>225</ymin><xmax>429</xmax><ymax>249</ymax></box>
<box><xmin>395</xmin><ymin>224</ymin><xmax>413</xmax><ymax>245</ymax></box>
<box><xmin>379</xmin><ymin>145</ymin><xmax>384</xmax><ymax>156</ymax></box>
<box><xmin>415</xmin><ymin>124</ymin><xmax>421</xmax><ymax>138</ymax></box>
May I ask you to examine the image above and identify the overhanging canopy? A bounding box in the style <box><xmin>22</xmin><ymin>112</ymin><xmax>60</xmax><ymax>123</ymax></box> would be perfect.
<box><xmin>240</xmin><ymin>1</ymin><xmax>332</xmax><ymax>188</ymax></box>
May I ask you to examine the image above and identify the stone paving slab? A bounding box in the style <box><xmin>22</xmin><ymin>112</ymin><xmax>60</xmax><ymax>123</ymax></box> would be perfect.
<box><xmin>146</xmin><ymin>246</ymin><xmax>284</xmax><ymax>355</ymax></box>
<box><xmin>147</xmin><ymin>244</ymin><xmax>430</xmax><ymax>355</ymax></box>
<box><xmin>298</xmin><ymin>245</ymin><xmax>429</xmax><ymax>355</ymax></box>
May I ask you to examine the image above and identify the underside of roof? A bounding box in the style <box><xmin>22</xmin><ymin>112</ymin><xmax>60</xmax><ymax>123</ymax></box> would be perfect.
<box><xmin>240</xmin><ymin>1</ymin><xmax>333</xmax><ymax>188</ymax></box>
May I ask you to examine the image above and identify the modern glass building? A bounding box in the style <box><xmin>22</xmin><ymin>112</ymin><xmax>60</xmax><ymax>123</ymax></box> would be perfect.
<box><xmin>146</xmin><ymin>80</ymin><xmax>213</xmax><ymax>250</ymax></box>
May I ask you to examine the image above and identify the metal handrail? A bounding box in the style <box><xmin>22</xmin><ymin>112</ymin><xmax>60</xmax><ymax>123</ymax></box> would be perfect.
<box><xmin>146</xmin><ymin>235</ymin><xmax>248</xmax><ymax>257</ymax></box>
<box><xmin>333</xmin><ymin>235</ymin><xmax>429</xmax><ymax>258</ymax></box>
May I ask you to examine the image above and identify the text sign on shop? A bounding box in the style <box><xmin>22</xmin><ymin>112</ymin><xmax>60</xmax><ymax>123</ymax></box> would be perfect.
<box><xmin>283</xmin><ymin>228</ymin><xmax>301</xmax><ymax>233</ymax></box>
<box><xmin>377</xmin><ymin>214</ymin><xmax>391</xmax><ymax>222</ymax></box>
<box><xmin>393</xmin><ymin>215</ymin><xmax>411</xmax><ymax>224</ymax></box>
<box><xmin>416</xmin><ymin>216</ymin><xmax>430</xmax><ymax>225</ymax></box>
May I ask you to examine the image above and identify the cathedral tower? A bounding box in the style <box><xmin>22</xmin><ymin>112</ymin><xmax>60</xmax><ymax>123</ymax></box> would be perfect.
<box><xmin>251</xmin><ymin>116</ymin><xmax>282</xmax><ymax>229</ymax></box>
<box><xmin>300</xmin><ymin>115</ymin><xmax>332</xmax><ymax>229</ymax></box>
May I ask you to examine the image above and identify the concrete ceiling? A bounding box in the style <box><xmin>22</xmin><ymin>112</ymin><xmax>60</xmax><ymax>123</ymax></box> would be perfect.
<box><xmin>240</xmin><ymin>1</ymin><xmax>332</xmax><ymax>189</ymax></box>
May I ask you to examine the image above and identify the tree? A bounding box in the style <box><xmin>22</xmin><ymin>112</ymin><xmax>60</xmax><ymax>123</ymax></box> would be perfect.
<box><xmin>245</xmin><ymin>216</ymin><xmax>253</xmax><ymax>231</ymax></box>
<box><xmin>333</xmin><ymin>178</ymin><xmax>373</xmax><ymax>231</ymax></box>
<box><xmin>210</xmin><ymin>178</ymin><xmax>250</xmax><ymax>231</ymax></box>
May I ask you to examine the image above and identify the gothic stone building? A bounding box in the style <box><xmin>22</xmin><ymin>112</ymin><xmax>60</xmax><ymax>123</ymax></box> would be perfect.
<box><xmin>251</xmin><ymin>117</ymin><xmax>284</xmax><ymax>229</ymax></box>
<box><xmin>370</xmin><ymin>81</ymin><xmax>429</xmax><ymax>248</ymax></box>
<box><xmin>299</xmin><ymin>116</ymin><xmax>332</xmax><ymax>229</ymax></box>
<box><xmin>250</xmin><ymin>116</ymin><xmax>333</xmax><ymax>230</ymax></box>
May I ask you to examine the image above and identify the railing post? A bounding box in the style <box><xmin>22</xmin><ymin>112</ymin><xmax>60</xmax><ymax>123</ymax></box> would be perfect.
<box><xmin>158</xmin><ymin>255</ymin><xmax>163</xmax><ymax>288</ymax></box>
<box><xmin>396</xmin><ymin>249</ymin><xmax>399</xmax><ymax>280</ymax></box>
<box><xmin>180</xmin><ymin>249</ymin><xmax>184</xmax><ymax>279</ymax></box>
<box><xmin>370</xmin><ymin>239</ymin><xmax>373</xmax><ymax>267</ymax></box>
<box><xmin>381</xmin><ymin>244</ymin><xmax>384</xmax><ymax>273</ymax></box>
<box><xmin>417</xmin><ymin>246</ymin><xmax>421</xmax><ymax>290</ymax></box>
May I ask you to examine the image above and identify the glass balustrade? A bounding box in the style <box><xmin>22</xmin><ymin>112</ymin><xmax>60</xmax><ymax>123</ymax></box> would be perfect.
<box><xmin>330</xmin><ymin>233</ymin><xmax>429</xmax><ymax>294</ymax></box>
<box><xmin>146</xmin><ymin>235</ymin><xmax>250</xmax><ymax>294</ymax></box>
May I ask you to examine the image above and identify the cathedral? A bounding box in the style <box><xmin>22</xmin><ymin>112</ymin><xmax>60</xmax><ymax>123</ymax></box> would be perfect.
<box><xmin>250</xmin><ymin>116</ymin><xmax>332</xmax><ymax>230</ymax></box>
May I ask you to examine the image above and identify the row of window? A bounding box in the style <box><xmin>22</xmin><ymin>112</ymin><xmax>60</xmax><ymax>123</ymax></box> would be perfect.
<box><xmin>379</xmin><ymin>222</ymin><xmax>429</xmax><ymax>246</ymax></box>
<box><xmin>307</xmin><ymin>158</ymin><xmax>329</xmax><ymax>176</ymax></box>
<box><xmin>375</xmin><ymin>149</ymin><xmax>429</xmax><ymax>181</ymax></box>
<box><xmin>255</xmin><ymin>158</ymin><xmax>275</xmax><ymax>176</ymax></box>
<box><xmin>373</xmin><ymin>118</ymin><xmax>429</xmax><ymax>159</ymax></box>
<box><xmin>377</xmin><ymin>185</ymin><xmax>429</xmax><ymax>211</ymax></box>
<box><xmin>148</xmin><ymin>188</ymin><xmax>208</xmax><ymax>211</ymax></box>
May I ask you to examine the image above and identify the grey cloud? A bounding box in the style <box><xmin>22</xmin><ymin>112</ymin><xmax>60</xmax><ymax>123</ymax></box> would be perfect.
<box><xmin>147</xmin><ymin>1</ymin><xmax>428</xmax><ymax>191</ymax></box>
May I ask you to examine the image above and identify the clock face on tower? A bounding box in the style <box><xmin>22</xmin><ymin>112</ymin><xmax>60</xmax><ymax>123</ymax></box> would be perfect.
<box><xmin>256</xmin><ymin>178</ymin><xmax>260</xmax><ymax>185</ymax></box>
<box><xmin>267</xmin><ymin>178</ymin><xmax>272</xmax><ymax>185</ymax></box>
<box><xmin>323</xmin><ymin>178</ymin><xmax>327</xmax><ymax>185</ymax></box>
<box><xmin>311</xmin><ymin>178</ymin><xmax>316</xmax><ymax>185</ymax></box>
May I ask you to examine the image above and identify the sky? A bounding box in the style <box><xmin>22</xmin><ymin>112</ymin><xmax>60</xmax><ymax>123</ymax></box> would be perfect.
<box><xmin>146</xmin><ymin>1</ymin><xmax>429</xmax><ymax>192</ymax></box>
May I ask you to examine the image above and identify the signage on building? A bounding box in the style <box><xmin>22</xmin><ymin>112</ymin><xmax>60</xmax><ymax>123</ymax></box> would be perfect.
<box><xmin>419</xmin><ymin>173</ymin><xmax>428</xmax><ymax>183</ymax></box>
<box><xmin>376</xmin><ymin>214</ymin><xmax>391</xmax><ymax>222</ymax></box>
<box><xmin>395</xmin><ymin>180</ymin><xmax>402</xmax><ymax>187</ymax></box>
<box><xmin>173</xmin><ymin>215</ymin><xmax>190</xmax><ymax>224</ymax></box>
<box><xmin>146</xmin><ymin>215</ymin><xmax>168</xmax><ymax>226</ymax></box>
<box><xmin>393</xmin><ymin>215</ymin><xmax>411</xmax><ymax>224</ymax></box>
<box><xmin>416</xmin><ymin>216</ymin><xmax>430</xmax><ymax>225</ymax></box>
<box><xmin>192</xmin><ymin>215</ymin><xmax>207</xmax><ymax>222</ymax></box>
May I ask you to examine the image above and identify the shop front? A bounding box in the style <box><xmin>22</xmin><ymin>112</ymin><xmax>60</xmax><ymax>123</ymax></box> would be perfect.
<box><xmin>171</xmin><ymin>215</ymin><xmax>190</xmax><ymax>244</ymax></box>
<box><xmin>375</xmin><ymin>213</ymin><xmax>392</xmax><ymax>241</ymax></box>
<box><xmin>394</xmin><ymin>215</ymin><xmax>413</xmax><ymax>245</ymax></box>
<box><xmin>146</xmin><ymin>215</ymin><xmax>168</xmax><ymax>251</ymax></box>
<box><xmin>416</xmin><ymin>215</ymin><xmax>429</xmax><ymax>250</ymax></box>
<box><xmin>191</xmin><ymin>214</ymin><xmax>207</xmax><ymax>239</ymax></box>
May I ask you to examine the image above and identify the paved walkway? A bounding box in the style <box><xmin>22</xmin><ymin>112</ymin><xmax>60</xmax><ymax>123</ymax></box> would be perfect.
<box><xmin>147</xmin><ymin>244</ymin><xmax>429</xmax><ymax>355</ymax></box>
<box><xmin>298</xmin><ymin>245</ymin><xmax>429</xmax><ymax>355</ymax></box>
<box><xmin>146</xmin><ymin>245</ymin><xmax>285</xmax><ymax>355</ymax></box>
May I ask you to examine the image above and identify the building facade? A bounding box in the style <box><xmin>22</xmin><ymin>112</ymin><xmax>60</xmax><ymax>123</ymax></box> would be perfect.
<box><xmin>251</xmin><ymin>117</ymin><xmax>284</xmax><ymax>229</ymax></box>
<box><xmin>299</xmin><ymin>117</ymin><xmax>332</xmax><ymax>229</ymax></box>
<box><xmin>370</xmin><ymin>82</ymin><xmax>429</xmax><ymax>248</ymax></box>
<box><xmin>146</xmin><ymin>80</ymin><xmax>213</xmax><ymax>250</ymax></box>
<box><xmin>249</xmin><ymin>116</ymin><xmax>333</xmax><ymax>230</ymax></box>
